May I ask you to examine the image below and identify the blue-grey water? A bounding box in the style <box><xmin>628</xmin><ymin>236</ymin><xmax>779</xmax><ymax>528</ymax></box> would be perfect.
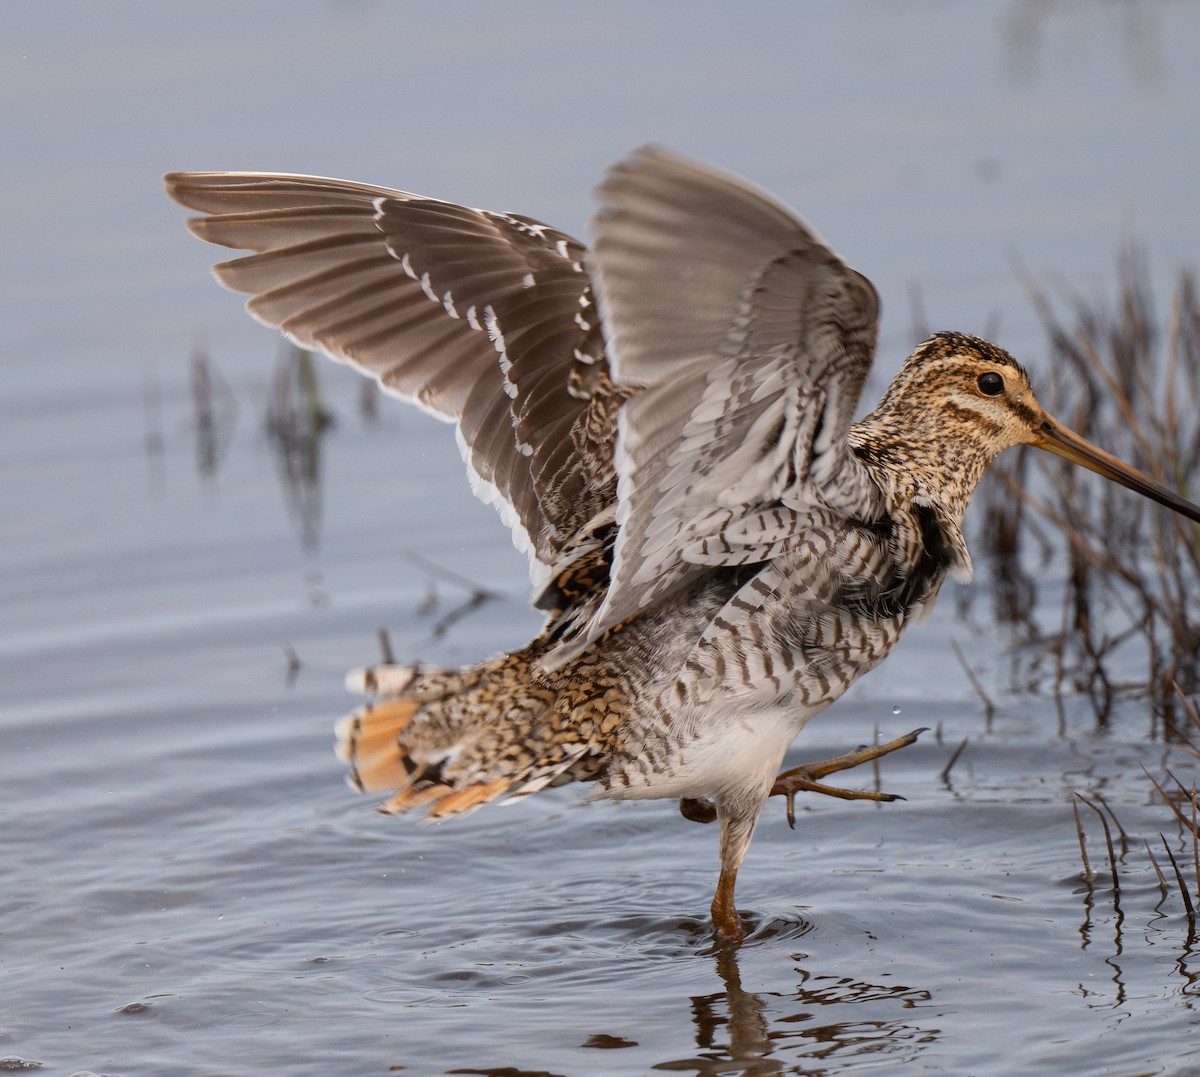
<box><xmin>3</xmin><ymin>3</ymin><xmax>1200</xmax><ymax>1074</ymax></box>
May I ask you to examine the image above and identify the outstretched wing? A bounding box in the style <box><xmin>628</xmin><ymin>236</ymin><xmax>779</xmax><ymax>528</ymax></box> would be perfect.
<box><xmin>577</xmin><ymin>146</ymin><xmax>884</xmax><ymax>646</ymax></box>
<box><xmin>167</xmin><ymin>152</ymin><xmax>885</xmax><ymax>665</ymax></box>
<box><xmin>164</xmin><ymin>171</ymin><xmax>611</xmax><ymax>580</ymax></box>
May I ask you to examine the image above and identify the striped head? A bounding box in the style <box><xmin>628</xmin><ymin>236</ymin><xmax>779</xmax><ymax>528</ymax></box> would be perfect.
<box><xmin>854</xmin><ymin>331</ymin><xmax>1200</xmax><ymax>525</ymax></box>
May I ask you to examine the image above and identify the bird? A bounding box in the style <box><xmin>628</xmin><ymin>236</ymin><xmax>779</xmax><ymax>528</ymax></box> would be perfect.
<box><xmin>165</xmin><ymin>146</ymin><xmax>1200</xmax><ymax>942</ymax></box>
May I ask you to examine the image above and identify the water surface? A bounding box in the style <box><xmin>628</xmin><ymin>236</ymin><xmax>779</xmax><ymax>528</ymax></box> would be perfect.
<box><xmin>4</xmin><ymin>4</ymin><xmax>1200</xmax><ymax>1074</ymax></box>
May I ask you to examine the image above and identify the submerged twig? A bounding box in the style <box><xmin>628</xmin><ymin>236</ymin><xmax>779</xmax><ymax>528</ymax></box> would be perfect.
<box><xmin>940</xmin><ymin>739</ymin><xmax>968</xmax><ymax>783</ymax></box>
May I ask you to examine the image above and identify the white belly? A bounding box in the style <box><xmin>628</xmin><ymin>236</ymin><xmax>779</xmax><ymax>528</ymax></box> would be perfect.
<box><xmin>598</xmin><ymin>701</ymin><xmax>824</xmax><ymax>803</ymax></box>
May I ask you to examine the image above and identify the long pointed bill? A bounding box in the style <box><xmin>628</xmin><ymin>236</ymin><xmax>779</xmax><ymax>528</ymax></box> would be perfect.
<box><xmin>1032</xmin><ymin>411</ymin><xmax>1200</xmax><ymax>523</ymax></box>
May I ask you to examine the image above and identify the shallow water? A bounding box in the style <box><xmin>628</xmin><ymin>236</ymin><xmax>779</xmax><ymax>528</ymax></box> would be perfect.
<box><xmin>5</xmin><ymin>4</ymin><xmax>1200</xmax><ymax>1075</ymax></box>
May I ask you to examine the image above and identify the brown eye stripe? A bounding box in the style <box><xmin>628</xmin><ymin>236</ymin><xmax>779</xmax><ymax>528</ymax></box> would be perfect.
<box><xmin>1006</xmin><ymin>399</ymin><xmax>1040</xmax><ymax>428</ymax></box>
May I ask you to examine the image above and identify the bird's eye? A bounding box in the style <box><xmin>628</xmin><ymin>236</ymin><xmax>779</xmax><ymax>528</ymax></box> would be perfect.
<box><xmin>977</xmin><ymin>371</ymin><xmax>1005</xmax><ymax>396</ymax></box>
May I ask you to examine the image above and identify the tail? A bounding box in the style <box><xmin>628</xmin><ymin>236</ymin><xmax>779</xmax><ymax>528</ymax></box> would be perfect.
<box><xmin>334</xmin><ymin>650</ymin><xmax>600</xmax><ymax>820</ymax></box>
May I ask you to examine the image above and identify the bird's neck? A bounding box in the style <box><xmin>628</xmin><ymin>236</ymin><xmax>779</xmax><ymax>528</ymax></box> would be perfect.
<box><xmin>848</xmin><ymin>411</ymin><xmax>994</xmax><ymax>527</ymax></box>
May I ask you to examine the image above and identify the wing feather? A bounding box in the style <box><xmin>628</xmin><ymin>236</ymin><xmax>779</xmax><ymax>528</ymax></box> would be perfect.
<box><xmin>165</xmin><ymin>171</ymin><xmax>613</xmax><ymax>575</ymax></box>
<box><xmin>568</xmin><ymin>146</ymin><xmax>884</xmax><ymax>651</ymax></box>
<box><xmin>168</xmin><ymin>152</ymin><xmax>887</xmax><ymax>667</ymax></box>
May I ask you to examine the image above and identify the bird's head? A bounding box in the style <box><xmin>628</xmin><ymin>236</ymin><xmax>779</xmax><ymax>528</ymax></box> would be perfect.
<box><xmin>859</xmin><ymin>331</ymin><xmax>1200</xmax><ymax>524</ymax></box>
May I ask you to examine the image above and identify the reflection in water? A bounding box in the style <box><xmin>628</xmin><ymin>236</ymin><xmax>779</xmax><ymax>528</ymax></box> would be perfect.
<box><xmin>448</xmin><ymin>1069</ymin><xmax>569</xmax><ymax>1077</ymax></box>
<box><xmin>1171</xmin><ymin>927</ymin><xmax>1200</xmax><ymax>998</ymax></box>
<box><xmin>1073</xmin><ymin>793</ymin><xmax>1134</xmax><ymax>1010</ymax></box>
<box><xmin>189</xmin><ymin>348</ymin><xmax>237</xmax><ymax>483</ymax></box>
<box><xmin>403</xmin><ymin>550</ymin><xmax>502</xmax><ymax>641</ymax></box>
<box><xmin>178</xmin><ymin>344</ymin><xmax>333</xmax><ymax>548</ymax></box>
<box><xmin>1072</xmin><ymin>793</ymin><xmax>1200</xmax><ymax>1007</ymax></box>
<box><xmin>266</xmin><ymin>345</ymin><xmax>334</xmax><ymax>550</ymax></box>
<box><xmin>678</xmin><ymin>946</ymin><xmax>779</xmax><ymax>1076</ymax></box>
<box><xmin>440</xmin><ymin>936</ymin><xmax>938</xmax><ymax>1076</ymax></box>
<box><xmin>358</xmin><ymin>372</ymin><xmax>382</xmax><ymax>423</ymax></box>
<box><xmin>143</xmin><ymin>368</ymin><xmax>166</xmax><ymax>497</ymax></box>
<box><xmin>1003</xmin><ymin>0</ymin><xmax>1164</xmax><ymax>85</ymax></box>
<box><xmin>653</xmin><ymin>940</ymin><xmax>936</xmax><ymax>1074</ymax></box>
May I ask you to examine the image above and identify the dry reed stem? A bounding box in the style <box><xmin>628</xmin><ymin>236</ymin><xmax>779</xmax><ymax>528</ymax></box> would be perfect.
<box><xmin>950</xmin><ymin>638</ymin><xmax>995</xmax><ymax>720</ymax></box>
<box><xmin>982</xmin><ymin>255</ymin><xmax>1200</xmax><ymax>712</ymax></box>
<box><xmin>1170</xmin><ymin>681</ymin><xmax>1200</xmax><ymax>759</ymax></box>
<box><xmin>1143</xmin><ymin>766</ymin><xmax>1200</xmax><ymax>838</ymax></box>
<box><xmin>1073</xmin><ymin>801</ymin><xmax>1092</xmax><ymax>879</ymax></box>
<box><xmin>1076</xmin><ymin>793</ymin><xmax>1121</xmax><ymax>904</ymax></box>
<box><xmin>1193</xmin><ymin>787</ymin><xmax>1199</xmax><ymax>901</ymax></box>
<box><xmin>1144</xmin><ymin>839</ymin><xmax>1169</xmax><ymax>903</ymax></box>
<box><xmin>377</xmin><ymin>628</ymin><xmax>395</xmax><ymax>666</ymax></box>
<box><xmin>1159</xmin><ymin>836</ymin><xmax>1197</xmax><ymax>921</ymax></box>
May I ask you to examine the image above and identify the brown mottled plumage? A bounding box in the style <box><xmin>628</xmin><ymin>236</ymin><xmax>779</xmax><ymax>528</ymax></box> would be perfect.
<box><xmin>166</xmin><ymin>147</ymin><xmax>1200</xmax><ymax>942</ymax></box>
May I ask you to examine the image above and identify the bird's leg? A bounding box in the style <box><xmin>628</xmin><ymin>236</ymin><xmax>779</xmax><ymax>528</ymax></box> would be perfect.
<box><xmin>770</xmin><ymin>727</ymin><xmax>927</xmax><ymax>828</ymax></box>
<box><xmin>711</xmin><ymin>807</ymin><xmax>758</xmax><ymax>944</ymax></box>
<box><xmin>712</xmin><ymin>863</ymin><xmax>741</xmax><ymax>943</ymax></box>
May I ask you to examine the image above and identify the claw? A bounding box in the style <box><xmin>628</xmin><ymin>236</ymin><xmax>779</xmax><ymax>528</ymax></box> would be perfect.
<box><xmin>770</xmin><ymin>727</ymin><xmax>926</xmax><ymax>821</ymax></box>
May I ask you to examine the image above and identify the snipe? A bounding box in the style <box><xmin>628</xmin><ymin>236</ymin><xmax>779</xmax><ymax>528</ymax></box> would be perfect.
<box><xmin>167</xmin><ymin>147</ymin><xmax>1200</xmax><ymax>942</ymax></box>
